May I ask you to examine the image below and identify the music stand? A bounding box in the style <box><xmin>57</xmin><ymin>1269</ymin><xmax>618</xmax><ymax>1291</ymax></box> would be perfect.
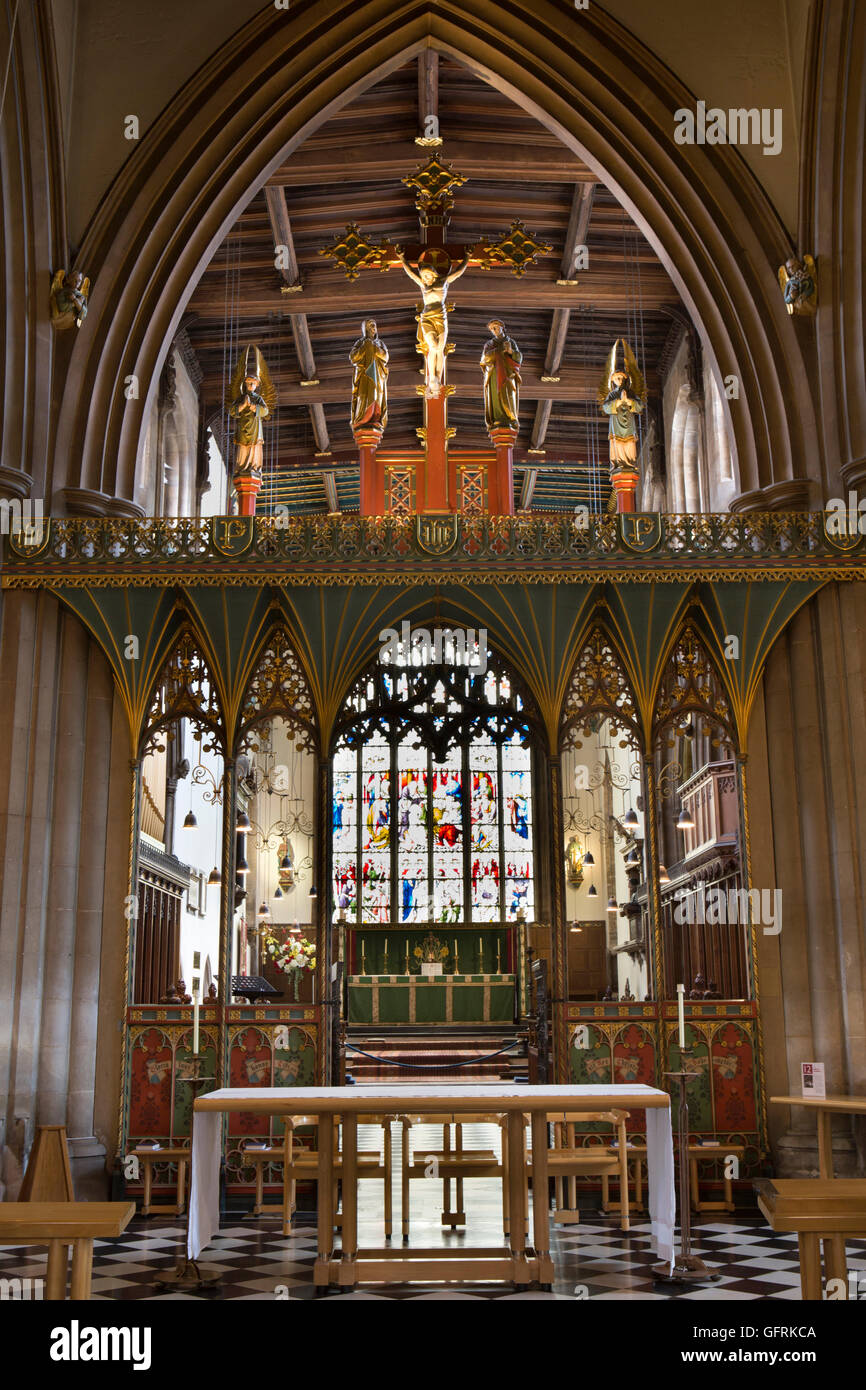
<box><xmin>231</xmin><ymin>975</ymin><xmax>279</xmax><ymax>1004</ymax></box>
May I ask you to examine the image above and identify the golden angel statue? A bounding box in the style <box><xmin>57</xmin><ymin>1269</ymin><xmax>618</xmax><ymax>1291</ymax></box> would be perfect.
<box><xmin>349</xmin><ymin>319</ymin><xmax>389</xmax><ymax>431</ymax></box>
<box><xmin>226</xmin><ymin>345</ymin><xmax>276</xmax><ymax>478</ymax></box>
<box><xmin>395</xmin><ymin>246</ymin><xmax>469</xmax><ymax>395</ymax></box>
<box><xmin>480</xmin><ymin>319</ymin><xmax>522</xmax><ymax>431</ymax></box>
<box><xmin>598</xmin><ymin>339</ymin><xmax>646</xmax><ymax>474</ymax></box>
<box><xmin>778</xmin><ymin>255</ymin><xmax>817</xmax><ymax>315</ymax></box>
<box><xmin>49</xmin><ymin>269</ymin><xmax>90</xmax><ymax>329</ymax></box>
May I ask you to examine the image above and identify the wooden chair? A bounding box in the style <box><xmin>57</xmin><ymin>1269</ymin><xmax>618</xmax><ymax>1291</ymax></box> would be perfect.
<box><xmin>755</xmin><ymin>1178</ymin><xmax>866</xmax><ymax>1299</ymax></box>
<box><xmin>249</xmin><ymin>1115</ymin><xmax>393</xmax><ymax>1238</ymax></box>
<box><xmin>400</xmin><ymin>1113</ymin><xmax>506</xmax><ymax>1239</ymax></box>
<box><xmin>546</xmin><ymin>1110</ymin><xmax>632</xmax><ymax>1230</ymax></box>
<box><xmin>241</xmin><ymin>1118</ymin><xmax>319</xmax><ymax>1224</ymax></box>
<box><xmin>130</xmin><ymin>1145</ymin><xmax>189</xmax><ymax>1216</ymax></box>
<box><xmin>284</xmin><ymin>1117</ymin><xmax>391</xmax><ymax>1239</ymax></box>
<box><xmin>688</xmin><ymin>1142</ymin><xmax>747</xmax><ymax>1213</ymax></box>
<box><xmin>601</xmin><ymin>1136</ymin><xmax>645</xmax><ymax>1217</ymax></box>
<box><xmin>0</xmin><ymin>1202</ymin><xmax>135</xmax><ymax>1299</ymax></box>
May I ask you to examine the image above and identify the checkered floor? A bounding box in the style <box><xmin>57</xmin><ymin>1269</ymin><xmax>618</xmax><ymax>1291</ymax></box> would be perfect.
<box><xmin>3</xmin><ymin>1124</ymin><xmax>863</xmax><ymax>1300</ymax></box>
<box><xmin>4</xmin><ymin>1208</ymin><xmax>863</xmax><ymax>1301</ymax></box>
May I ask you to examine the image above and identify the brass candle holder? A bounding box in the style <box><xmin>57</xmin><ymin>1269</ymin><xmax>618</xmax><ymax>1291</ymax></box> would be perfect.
<box><xmin>155</xmin><ymin>1054</ymin><xmax>221</xmax><ymax>1290</ymax></box>
<box><xmin>652</xmin><ymin>1053</ymin><xmax>720</xmax><ymax>1285</ymax></box>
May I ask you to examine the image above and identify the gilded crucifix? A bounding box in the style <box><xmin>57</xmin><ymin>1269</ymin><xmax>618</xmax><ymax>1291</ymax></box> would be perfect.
<box><xmin>321</xmin><ymin>151</ymin><xmax>550</xmax><ymax>398</ymax></box>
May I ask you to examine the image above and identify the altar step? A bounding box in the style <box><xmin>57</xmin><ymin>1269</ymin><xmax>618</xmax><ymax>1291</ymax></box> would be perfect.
<box><xmin>345</xmin><ymin>1025</ymin><xmax>528</xmax><ymax>1085</ymax></box>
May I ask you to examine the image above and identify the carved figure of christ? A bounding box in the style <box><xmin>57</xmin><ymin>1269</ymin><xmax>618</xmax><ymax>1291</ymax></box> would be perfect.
<box><xmin>395</xmin><ymin>250</ymin><xmax>469</xmax><ymax>395</ymax></box>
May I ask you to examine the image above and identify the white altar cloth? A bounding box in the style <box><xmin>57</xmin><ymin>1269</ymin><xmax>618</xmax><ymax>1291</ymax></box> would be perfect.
<box><xmin>188</xmin><ymin>1083</ymin><xmax>674</xmax><ymax>1269</ymax></box>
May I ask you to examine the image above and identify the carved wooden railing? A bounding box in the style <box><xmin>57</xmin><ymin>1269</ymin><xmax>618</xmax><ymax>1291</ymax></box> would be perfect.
<box><xmin>3</xmin><ymin>511</ymin><xmax>865</xmax><ymax>585</ymax></box>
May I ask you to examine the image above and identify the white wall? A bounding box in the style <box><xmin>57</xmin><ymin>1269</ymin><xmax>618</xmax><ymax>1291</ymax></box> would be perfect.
<box><xmin>174</xmin><ymin>721</ymin><xmax>223</xmax><ymax>993</ymax></box>
<box><xmin>561</xmin><ymin>726</ymin><xmax>648</xmax><ymax>999</ymax></box>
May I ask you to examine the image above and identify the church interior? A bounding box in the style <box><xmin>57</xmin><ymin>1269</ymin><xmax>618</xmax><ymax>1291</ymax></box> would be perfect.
<box><xmin>1</xmin><ymin>0</ymin><xmax>865</xmax><ymax>1342</ymax></box>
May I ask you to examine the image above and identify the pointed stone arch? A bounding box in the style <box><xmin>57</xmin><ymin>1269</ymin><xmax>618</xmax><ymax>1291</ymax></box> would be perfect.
<box><xmin>55</xmin><ymin>0</ymin><xmax>817</xmax><ymax>514</ymax></box>
<box><xmin>235</xmin><ymin>623</ymin><xmax>319</xmax><ymax>756</ymax></box>
<box><xmin>140</xmin><ymin>628</ymin><xmax>226</xmax><ymax>759</ymax></box>
<box><xmin>559</xmin><ymin>624</ymin><xmax>642</xmax><ymax>755</ymax></box>
<box><xmin>652</xmin><ymin>624</ymin><xmax>737</xmax><ymax>755</ymax></box>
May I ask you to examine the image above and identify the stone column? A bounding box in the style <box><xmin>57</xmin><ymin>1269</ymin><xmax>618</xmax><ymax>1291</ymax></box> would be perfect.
<box><xmin>750</xmin><ymin>584</ymin><xmax>866</xmax><ymax>1174</ymax></box>
<box><xmin>0</xmin><ymin>592</ymin><xmax>63</xmax><ymax>1158</ymax></box>
<box><xmin>35</xmin><ymin>616</ymin><xmax>90</xmax><ymax>1127</ymax></box>
<box><xmin>66</xmin><ymin>642</ymin><xmax>114</xmax><ymax>1154</ymax></box>
<box><xmin>545</xmin><ymin>755</ymin><xmax>568</xmax><ymax>1080</ymax></box>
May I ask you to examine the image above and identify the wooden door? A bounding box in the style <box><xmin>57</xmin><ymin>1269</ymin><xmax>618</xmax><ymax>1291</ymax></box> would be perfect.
<box><xmin>567</xmin><ymin>920</ymin><xmax>607</xmax><ymax>999</ymax></box>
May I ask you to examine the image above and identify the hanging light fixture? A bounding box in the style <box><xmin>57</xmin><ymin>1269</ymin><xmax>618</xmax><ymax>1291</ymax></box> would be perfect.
<box><xmin>208</xmin><ymin>866</ymin><xmax>221</xmax><ymax>886</ymax></box>
<box><xmin>236</xmin><ymin>854</ymin><xmax>249</xmax><ymax>878</ymax></box>
<box><xmin>273</xmin><ymin>885</ymin><xmax>283</xmax><ymax>900</ymax></box>
<box><xmin>622</xmin><ymin>806</ymin><xmax>639</xmax><ymax>830</ymax></box>
<box><xmin>658</xmin><ymin>863</ymin><xmax>670</xmax><ymax>884</ymax></box>
<box><xmin>182</xmin><ymin>809</ymin><xmax>197</xmax><ymax>829</ymax></box>
<box><xmin>583</xmin><ymin>847</ymin><xmax>595</xmax><ymax>868</ymax></box>
<box><xmin>257</xmin><ymin>900</ymin><xmax>270</xmax><ymax>921</ymax></box>
<box><xmin>280</xmin><ymin>851</ymin><xmax>292</xmax><ymax>872</ymax></box>
<box><xmin>607</xmin><ymin>896</ymin><xmax>618</xmax><ymax>914</ymax></box>
<box><xmin>677</xmin><ymin>806</ymin><xmax>695</xmax><ymax>831</ymax></box>
<box><xmin>308</xmin><ymin>883</ymin><xmax>318</xmax><ymax>898</ymax></box>
<box><xmin>236</xmin><ymin>810</ymin><xmax>251</xmax><ymax>835</ymax></box>
<box><xmin>625</xmin><ymin>849</ymin><xmax>640</xmax><ymax>868</ymax></box>
<box><xmin>588</xmin><ymin>883</ymin><xmax>598</xmax><ymax>898</ymax></box>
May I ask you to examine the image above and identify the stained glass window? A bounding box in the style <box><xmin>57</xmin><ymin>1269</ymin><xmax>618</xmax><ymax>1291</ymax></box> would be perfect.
<box><xmin>331</xmin><ymin>648</ymin><xmax>535</xmax><ymax>926</ymax></box>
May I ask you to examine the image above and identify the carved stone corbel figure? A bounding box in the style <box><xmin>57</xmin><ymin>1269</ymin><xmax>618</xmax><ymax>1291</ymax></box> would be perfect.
<box><xmin>778</xmin><ymin>255</ymin><xmax>817</xmax><ymax>315</ymax></box>
<box><xmin>50</xmin><ymin>269</ymin><xmax>90</xmax><ymax>329</ymax></box>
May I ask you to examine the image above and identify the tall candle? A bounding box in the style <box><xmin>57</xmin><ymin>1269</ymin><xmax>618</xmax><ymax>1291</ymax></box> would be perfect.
<box><xmin>676</xmin><ymin>983</ymin><xmax>685</xmax><ymax>1049</ymax></box>
<box><xmin>192</xmin><ymin>983</ymin><xmax>200</xmax><ymax>1056</ymax></box>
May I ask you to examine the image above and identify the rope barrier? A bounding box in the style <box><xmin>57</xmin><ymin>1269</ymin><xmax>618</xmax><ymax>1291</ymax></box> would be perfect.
<box><xmin>344</xmin><ymin>1041</ymin><xmax>524</xmax><ymax>1071</ymax></box>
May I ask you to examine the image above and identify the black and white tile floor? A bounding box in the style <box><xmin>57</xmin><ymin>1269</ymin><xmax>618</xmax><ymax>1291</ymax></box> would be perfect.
<box><xmin>3</xmin><ymin>1207</ymin><xmax>863</xmax><ymax>1301</ymax></box>
<box><xmin>3</xmin><ymin>1124</ymin><xmax>863</xmax><ymax>1301</ymax></box>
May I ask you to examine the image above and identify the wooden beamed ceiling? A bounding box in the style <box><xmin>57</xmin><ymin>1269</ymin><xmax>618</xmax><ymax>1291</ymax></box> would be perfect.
<box><xmin>183</xmin><ymin>56</ymin><xmax>684</xmax><ymax>512</ymax></box>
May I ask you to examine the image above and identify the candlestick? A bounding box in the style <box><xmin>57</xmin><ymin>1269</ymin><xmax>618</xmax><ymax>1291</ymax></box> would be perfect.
<box><xmin>361</xmin><ymin>939</ymin><xmax>366</xmax><ymax>974</ymax></box>
<box><xmin>191</xmin><ymin>976</ymin><xmax>200</xmax><ymax>1055</ymax></box>
<box><xmin>676</xmin><ymin>983</ymin><xmax>685</xmax><ymax>1049</ymax></box>
<box><xmin>496</xmin><ymin>941</ymin><xmax>501</xmax><ymax>974</ymax></box>
<box><xmin>479</xmin><ymin>936</ymin><xmax>483</xmax><ymax>972</ymax></box>
<box><xmin>383</xmin><ymin>937</ymin><xmax>389</xmax><ymax>975</ymax></box>
<box><xmin>453</xmin><ymin>939</ymin><xmax>458</xmax><ymax>973</ymax></box>
<box><xmin>652</xmin><ymin>1062</ymin><xmax>720</xmax><ymax>1284</ymax></box>
<box><xmin>405</xmin><ymin>938</ymin><xmax>409</xmax><ymax>973</ymax></box>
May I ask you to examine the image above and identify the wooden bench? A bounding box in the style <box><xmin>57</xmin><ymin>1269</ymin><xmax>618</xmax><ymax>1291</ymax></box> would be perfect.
<box><xmin>0</xmin><ymin>1202</ymin><xmax>135</xmax><ymax>1299</ymax></box>
<box><xmin>755</xmin><ymin>1178</ymin><xmax>866</xmax><ymax>1299</ymax></box>
<box><xmin>130</xmin><ymin>1145</ymin><xmax>189</xmax><ymax>1216</ymax></box>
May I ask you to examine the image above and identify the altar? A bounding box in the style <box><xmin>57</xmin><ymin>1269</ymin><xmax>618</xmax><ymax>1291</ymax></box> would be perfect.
<box><xmin>347</xmin><ymin>973</ymin><xmax>516</xmax><ymax>1025</ymax></box>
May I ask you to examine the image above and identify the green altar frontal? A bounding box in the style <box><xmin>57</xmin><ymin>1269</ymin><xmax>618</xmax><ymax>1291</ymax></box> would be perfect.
<box><xmin>348</xmin><ymin>974</ymin><xmax>516</xmax><ymax>1025</ymax></box>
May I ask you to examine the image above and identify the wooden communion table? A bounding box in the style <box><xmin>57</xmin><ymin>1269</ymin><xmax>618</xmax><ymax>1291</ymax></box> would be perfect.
<box><xmin>191</xmin><ymin>1084</ymin><xmax>673</xmax><ymax>1289</ymax></box>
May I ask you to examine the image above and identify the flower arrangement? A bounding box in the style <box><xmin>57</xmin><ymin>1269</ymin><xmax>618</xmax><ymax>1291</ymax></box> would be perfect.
<box><xmin>263</xmin><ymin>928</ymin><xmax>316</xmax><ymax>999</ymax></box>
